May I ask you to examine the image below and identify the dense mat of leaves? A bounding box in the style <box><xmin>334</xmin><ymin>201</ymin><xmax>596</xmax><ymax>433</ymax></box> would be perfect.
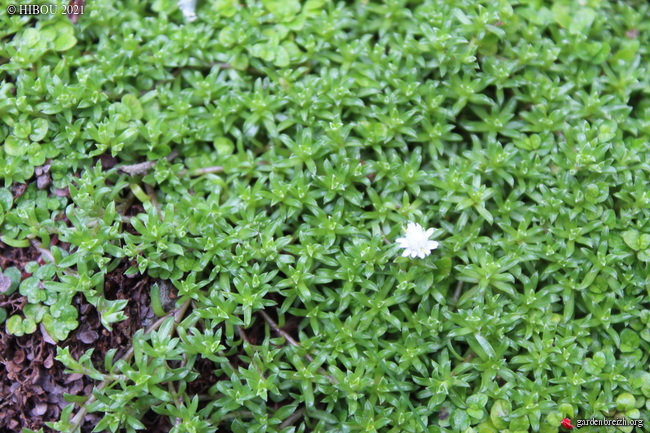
<box><xmin>1</xmin><ymin>0</ymin><xmax>650</xmax><ymax>432</ymax></box>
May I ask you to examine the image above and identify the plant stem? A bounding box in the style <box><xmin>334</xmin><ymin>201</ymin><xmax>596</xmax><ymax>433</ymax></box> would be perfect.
<box><xmin>451</xmin><ymin>281</ymin><xmax>464</xmax><ymax>311</ymax></box>
<box><xmin>144</xmin><ymin>183</ymin><xmax>163</xmax><ymax>220</ymax></box>
<box><xmin>237</xmin><ymin>326</ymin><xmax>267</xmax><ymax>380</ymax></box>
<box><xmin>181</xmin><ymin>166</ymin><xmax>224</xmax><ymax>177</ymax></box>
<box><xmin>279</xmin><ymin>406</ymin><xmax>305</xmax><ymax>430</ymax></box>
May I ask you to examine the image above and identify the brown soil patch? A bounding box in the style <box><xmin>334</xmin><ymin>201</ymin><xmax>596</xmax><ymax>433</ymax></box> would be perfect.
<box><xmin>0</xmin><ymin>238</ymin><xmax>172</xmax><ymax>433</ymax></box>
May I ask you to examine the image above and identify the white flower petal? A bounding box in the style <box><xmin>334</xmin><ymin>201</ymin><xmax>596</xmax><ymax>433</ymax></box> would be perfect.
<box><xmin>395</xmin><ymin>222</ymin><xmax>439</xmax><ymax>259</ymax></box>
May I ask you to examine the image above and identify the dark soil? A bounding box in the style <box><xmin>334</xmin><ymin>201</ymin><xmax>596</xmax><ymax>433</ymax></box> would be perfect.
<box><xmin>0</xmin><ymin>172</ymin><xmax>223</xmax><ymax>432</ymax></box>
<box><xmin>0</xmin><ymin>241</ymin><xmax>173</xmax><ymax>433</ymax></box>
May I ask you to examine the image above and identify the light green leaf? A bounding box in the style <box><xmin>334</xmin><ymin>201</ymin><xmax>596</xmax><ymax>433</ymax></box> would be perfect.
<box><xmin>22</xmin><ymin>28</ymin><xmax>41</xmax><ymax>48</ymax></box>
<box><xmin>623</xmin><ymin>230</ymin><xmax>640</xmax><ymax>251</ymax></box>
<box><xmin>54</xmin><ymin>33</ymin><xmax>77</xmax><ymax>52</ymax></box>
<box><xmin>30</xmin><ymin>118</ymin><xmax>49</xmax><ymax>142</ymax></box>
<box><xmin>262</xmin><ymin>0</ymin><xmax>300</xmax><ymax>19</ymax></box>
<box><xmin>5</xmin><ymin>136</ymin><xmax>26</xmax><ymax>156</ymax></box>
<box><xmin>568</xmin><ymin>7</ymin><xmax>596</xmax><ymax>34</ymax></box>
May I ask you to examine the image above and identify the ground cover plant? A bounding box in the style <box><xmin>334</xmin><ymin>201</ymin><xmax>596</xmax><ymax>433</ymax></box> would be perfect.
<box><xmin>1</xmin><ymin>0</ymin><xmax>650</xmax><ymax>432</ymax></box>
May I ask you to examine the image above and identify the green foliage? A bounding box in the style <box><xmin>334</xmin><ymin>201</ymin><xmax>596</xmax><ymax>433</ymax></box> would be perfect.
<box><xmin>1</xmin><ymin>0</ymin><xmax>649</xmax><ymax>432</ymax></box>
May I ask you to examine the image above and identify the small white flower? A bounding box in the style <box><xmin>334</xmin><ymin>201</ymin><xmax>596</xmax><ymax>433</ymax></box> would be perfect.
<box><xmin>178</xmin><ymin>0</ymin><xmax>197</xmax><ymax>21</ymax></box>
<box><xmin>396</xmin><ymin>222</ymin><xmax>439</xmax><ymax>259</ymax></box>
